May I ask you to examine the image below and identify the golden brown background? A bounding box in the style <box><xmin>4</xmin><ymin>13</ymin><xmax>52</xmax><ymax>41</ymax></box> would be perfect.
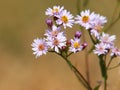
<box><xmin>0</xmin><ymin>0</ymin><xmax>120</xmax><ymax>90</ymax></box>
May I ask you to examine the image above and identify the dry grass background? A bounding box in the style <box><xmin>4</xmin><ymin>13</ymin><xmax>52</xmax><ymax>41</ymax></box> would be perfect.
<box><xmin>0</xmin><ymin>0</ymin><xmax>120</xmax><ymax>90</ymax></box>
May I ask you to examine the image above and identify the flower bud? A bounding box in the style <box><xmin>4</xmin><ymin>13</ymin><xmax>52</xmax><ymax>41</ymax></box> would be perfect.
<box><xmin>74</xmin><ymin>31</ymin><xmax>82</xmax><ymax>38</ymax></box>
<box><xmin>61</xmin><ymin>46</ymin><xmax>66</xmax><ymax>51</ymax></box>
<box><xmin>82</xmin><ymin>42</ymin><xmax>87</xmax><ymax>50</ymax></box>
<box><xmin>45</xmin><ymin>19</ymin><xmax>53</xmax><ymax>28</ymax></box>
<box><xmin>66</xmin><ymin>40</ymin><xmax>71</xmax><ymax>47</ymax></box>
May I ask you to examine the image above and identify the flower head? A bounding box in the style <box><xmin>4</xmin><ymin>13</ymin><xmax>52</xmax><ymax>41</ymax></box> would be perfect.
<box><xmin>90</xmin><ymin>14</ymin><xmax>107</xmax><ymax>37</ymax></box>
<box><xmin>69</xmin><ymin>38</ymin><xmax>83</xmax><ymax>53</ymax></box>
<box><xmin>75</xmin><ymin>10</ymin><xmax>95</xmax><ymax>29</ymax></box>
<box><xmin>45</xmin><ymin>5</ymin><xmax>64</xmax><ymax>16</ymax></box>
<box><xmin>44</xmin><ymin>25</ymin><xmax>61</xmax><ymax>38</ymax></box>
<box><xmin>31</xmin><ymin>38</ymin><xmax>48</xmax><ymax>58</ymax></box>
<box><xmin>110</xmin><ymin>47</ymin><xmax>120</xmax><ymax>57</ymax></box>
<box><xmin>100</xmin><ymin>33</ymin><xmax>116</xmax><ymax>49</ymax></box>
<box><xmin>94</xmin><ymin>43</ymin><xmax>108</xmax><ymax>56</ymax></box>
<box><xmin>56</xmin><ymin>10</ymin><xmax>74</xmax><ymax>29</ymax></box>
<box><xmin>46</xmin><ymin>32</ymin><xmax>66</xmax><ymax>53</ymax></box>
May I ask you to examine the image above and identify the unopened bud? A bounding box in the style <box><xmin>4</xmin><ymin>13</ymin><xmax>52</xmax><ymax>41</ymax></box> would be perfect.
<box><xmin>61</xmin><ymin>46</ymin><xmax>66</xmax><ymax>51</ymax></box>
<box><xmin>82</xmin><ymin>42</ymin><xmax>87</xmax><ymax>50</ymax></box>
<box><xmin>74</xmin><ymin>31</ymin><xmax>82</xmax><ymax>38</ymax></box>
<box><xmin>66</xmin><ymin>40</ymin><xmax>71</xmax><ymax>46</ymax></box>
<box><xmin>45</xmin><ymin>19</ymin><xmax>53</xmax><ymax>28</ymax></box>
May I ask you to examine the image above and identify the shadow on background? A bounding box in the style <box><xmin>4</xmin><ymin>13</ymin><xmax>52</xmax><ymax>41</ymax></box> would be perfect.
<box><xmin>0</xmin><ymin>0</ymin><xmax>120</xmax><ymax>90</ymax></box>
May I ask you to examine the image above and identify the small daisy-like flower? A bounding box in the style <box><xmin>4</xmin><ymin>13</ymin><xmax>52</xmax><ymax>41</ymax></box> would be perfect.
<box><xmin>100</xmin><ymin>33</ymin><xmax>116</xmax><ymax>49</ymax></box>
<box><xmin>45</xmin><ymin>5</ymin><xmax>64</xmax><ymax>16</ymax></box>
<box><xmin>75</xmin><ymin>10</ymin><xmax>95</xmax><ymax>29</ymax></box>
<box><xmin>44</xmin><ymin>25</ymin><xmax>61</xmax><ymax>38</ymax></box>
<box><xmin>46</xmin><ymin>32</ymin><xmax>66</xmax><ymax>53</ymax></box>
<box><xmin>31</xmin><ymin>38</ymin><xmax>48</xmax><ymax>58</ymax></box>
<box><xmin>90</xmin><ymin>14</ymin><xmax>107</xmax><ymax>37</ymax></box>
<box><xmin>94</xmin><ymin>43</ymin><xmax>108</xmax><ymax>56</ymax></box>
<box><xmin>56</xmin><ymin>10</ymin><xmax>74</xmax><ymax>29</ymax></box>
<box><xmin>69</xmin><ymin>38</ymin><xmax>83</xmax><ymax>53</ymax></box>
<box><xmin>110</xmin><ymin>47</ymin><xmax>120</xmax><ymax>57</ymax></box>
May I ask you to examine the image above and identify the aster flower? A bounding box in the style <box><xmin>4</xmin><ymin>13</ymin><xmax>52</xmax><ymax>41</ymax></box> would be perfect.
<box><xmin>100</xmin><ymin>33</ymin><xmax>116</xmax><ymax>49</ymax></box>
<box><xmin>75</xmin><ymin>10</ymin><xmax>95</xmax><ymax>29</ymax></box>
<box><xmin>44</xmin><ymin>25</ymin><xmax>61</xmax><ymax>38</ymax></box>
<box><xmin>69</xmin><ymin>38</ymin><xmax>83</xmax><ymax>53</ymax></box>
<box><xmin>46</xmin><ymin>32</ymin><xmax>66</xmax><ymax>53</ymax></box>
<box><xmin>56</xmin><ymin>10</ymin><xmax>74</xmax><ymax>29</ymax></box>
<box><xmin>94</xmin><ymin>43</ymin><xmax>108</xmax><ymax>56</ymax></box>
<box><xmin>31</xmin><ymin>38</ymin><xmax>48</xmax><ymax>58</ymax></box>
<box><xmin>110</xmin><ymin>47</ymin><xmax>120</xmax><ymax>57</ymax></box>
<box><xmin>90</xmin><ymin>14</ymin><xmax>107</xmax><ymax>37</ymax></box>
<box><xmin>45</xmin><ymin>5</ymin><xmax>64</xmax><ymax>16</ymax></box>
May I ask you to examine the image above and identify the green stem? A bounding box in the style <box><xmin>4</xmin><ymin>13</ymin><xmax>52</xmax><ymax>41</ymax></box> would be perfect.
<box><xmin>76</xmin><ymin>0</ymin><xmax>81</xmax><ymax>14</ymax></box>
<box><xmin>108</xmin><ymin>63</ymin><xmax>120</xmax><ymax>70</ymax></box>
<box><xmin>98</xmin><ymin>55</ymin><xmax>107</xmax><ymax>90</ymax></box>
<box><xmin>82</xmin><ymin>29</ymin><xmax>91</xmax><ymax>87</ymax></box>
<box><xmin>104</xmin><ymin>2</ymin><xmax>120</xmax><ymax>32</ymax></box>
<box><xmin>49</xmin><ymin>50</ymin><xmax>93</xmax><ymax>90</ymax></box>
<box><xmin>104</xmin><ymin>78</ymin><xmax>107</xmax><ymax>90</ymax></box>
<box><xmin>61</xmin><ymin>56</ymin><xmax>93</xmax><ymax>90</ymax></box>
<box><xmin>88</xmin><ymin>30</ymin><xmax>96</xmax><ymax>44</ymax></box>
<box><xmin>106</xmin><ymin>57</ymin><xmax>113</xmax><ymax>69</ymax></box>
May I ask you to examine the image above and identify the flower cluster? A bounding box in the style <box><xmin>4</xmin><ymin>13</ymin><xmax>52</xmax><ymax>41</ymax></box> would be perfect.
<box><xmin>31</xmin><ymin>5</ymin><xmax>120</xmax><ymax>59</ymax></box>
<box><xmin>31</xmin><ymin>6</ymin><xmax>87</xmax><ymax>58</ymax></box>
<box><xmin>75</xmin><ymin>10</ymin><xmax>107</xmax><ymax>38</ymax></box>
<box><xmin>94</xmin><ymin>32</ymin><xmax>120</xmax><ymax>57</ymax></box>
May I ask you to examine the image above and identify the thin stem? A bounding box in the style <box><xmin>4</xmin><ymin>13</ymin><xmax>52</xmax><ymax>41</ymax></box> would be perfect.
<box><xmin>104</xmin><ymin>78</ymin><xmax>107</xmax><ymax>90</ymax></box>
<box><xmin>49</xmin><ymin>50</ymin><xmax>93</xmax><ymax>90</ymax></box>
<box><xmin>82</xmin><ymin>30</ymin><xmax>91</xmax><ymax>87</ymax></box>
<box><xmin>88</xmin><ymin>30</ymin><xmax>96</xmax><ymax>44</ymax></box>
<box><xmin>105</xmin><ymin>2</ymin><xmax>120</xmax><ymax>32</ymax></box>
<box><xmin>105</xmin><ymin>16</ymin><xmax>120</xmax><ymax>32</ymax></box>
<box><xmin>108</xmin><ymin>63</ymin><xmax>120</xmax><ymax>70</ymax></box>
<box><xmin>76</xmin><ymin>0</ymin><xmax>81</xmax><ymax>14</ymax></box>
<box><xmin>61</xmin><ymin>56</ymin><xmax>93</xmax><ymax>90</ymax></box>
<box><xmin>106</xmin><ymin>57</ymin><xmax>113</xmax><ymax>69</ymax></box>
<box><xmin>67</xmin><ymin>52</ymin><xmax>73</xmax><ymax>57</ymax></box>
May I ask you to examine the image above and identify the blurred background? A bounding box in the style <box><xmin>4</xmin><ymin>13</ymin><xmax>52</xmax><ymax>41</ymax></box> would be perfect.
<box><xmin>0</xmin><ymin>0</ymin><xmax>120</xmax><ymax>90</ymax></box>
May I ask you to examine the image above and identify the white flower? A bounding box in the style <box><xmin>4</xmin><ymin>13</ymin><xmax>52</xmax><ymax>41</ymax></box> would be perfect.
<box><xmin>110</xmin><ymin>47</ymin><xmax>120</xmax><ymax>56</ymax></box>
<box><xmin>31</xmin><ymin>38</ymin><xmax>48</xmax><ymax>58</ymax></box>
<box><xmin>69</xmin><ymin>38</ymin><xmax>83</xmax><ymax>53</ymax></box>
<box><xmin>90</xmin><ymin>29</ymin><xmax>100</xmax><ymax>38</ymax></box>
<box><xmin>100</xmin><ymin>33</ymin><xmax>116</xmax><ymax>49</ymax></box>
<box><xmin>75</xmin><ymin>10</ymin><xmax>95</xmax><ymax>29</ymax></box>
<box><xmin>90</xmin><ymin>14</ymin><xmax>107</xmax><ymax>37</ymax></box>
<box><xmin>44</xmin><ymin>25</ymin><xmax>61</xmax><ymax>38</ymax></box>
<box><xmin>45</xmin><ymin>5</ymin><xmax>64</xmax><ymax>16</ymax></box>
<box><xmin>46</xmin><ymin>32</ymin><xmax>66</xmax><ymax>53</ymax></box>
<box><xmin>56</xmin><ymin>10</ymin><xmax>74</xmax><ymax>29</ymax></box>
<box><xmin>94</xmin><ymin>43</ymin><xmax>108</xmax><ymax>56</ymax></box>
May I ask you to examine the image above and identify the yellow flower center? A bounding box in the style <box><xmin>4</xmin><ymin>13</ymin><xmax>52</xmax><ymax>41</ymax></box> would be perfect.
<box><xmin>51</xmin><ymin>31</ymin><xmax>58</xmax><ymax>37</ymax></box>
<box><xmin>61</xmin><ymin>16</ymin><xmax>68</xmax><ymax>23</ymax></box>
<box><xmin>74</xmin><ymin>42</ymin><xmax>80</xmax><ymax>48</ymax></box>
<box><xmin>82</xmin><ymin>16</ymin><xmax>89</xmax><ymax>23</ymax></box>
<box><xmin>52</xmin><ymin>8</ymin><xmax>58</xmax><ymax>13</ymax></box>
<box><xmin>94</xmin><ymin>25</ymin><xmax>102</xmax><ymax>32</ymax></box>
<box><xmin>103</xmin><ymin>36</ymin><xmax>109</xmax><ymax>42</ymax></box>
<box><xmin>54</xmin><ymin>39</ymin><xmax>59</xmax><ymax>46</ymax></box>
<box><xmin>38</xmin><ymin>44</ymin><xmax>45</xmax><ymax>51</ymax></box>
